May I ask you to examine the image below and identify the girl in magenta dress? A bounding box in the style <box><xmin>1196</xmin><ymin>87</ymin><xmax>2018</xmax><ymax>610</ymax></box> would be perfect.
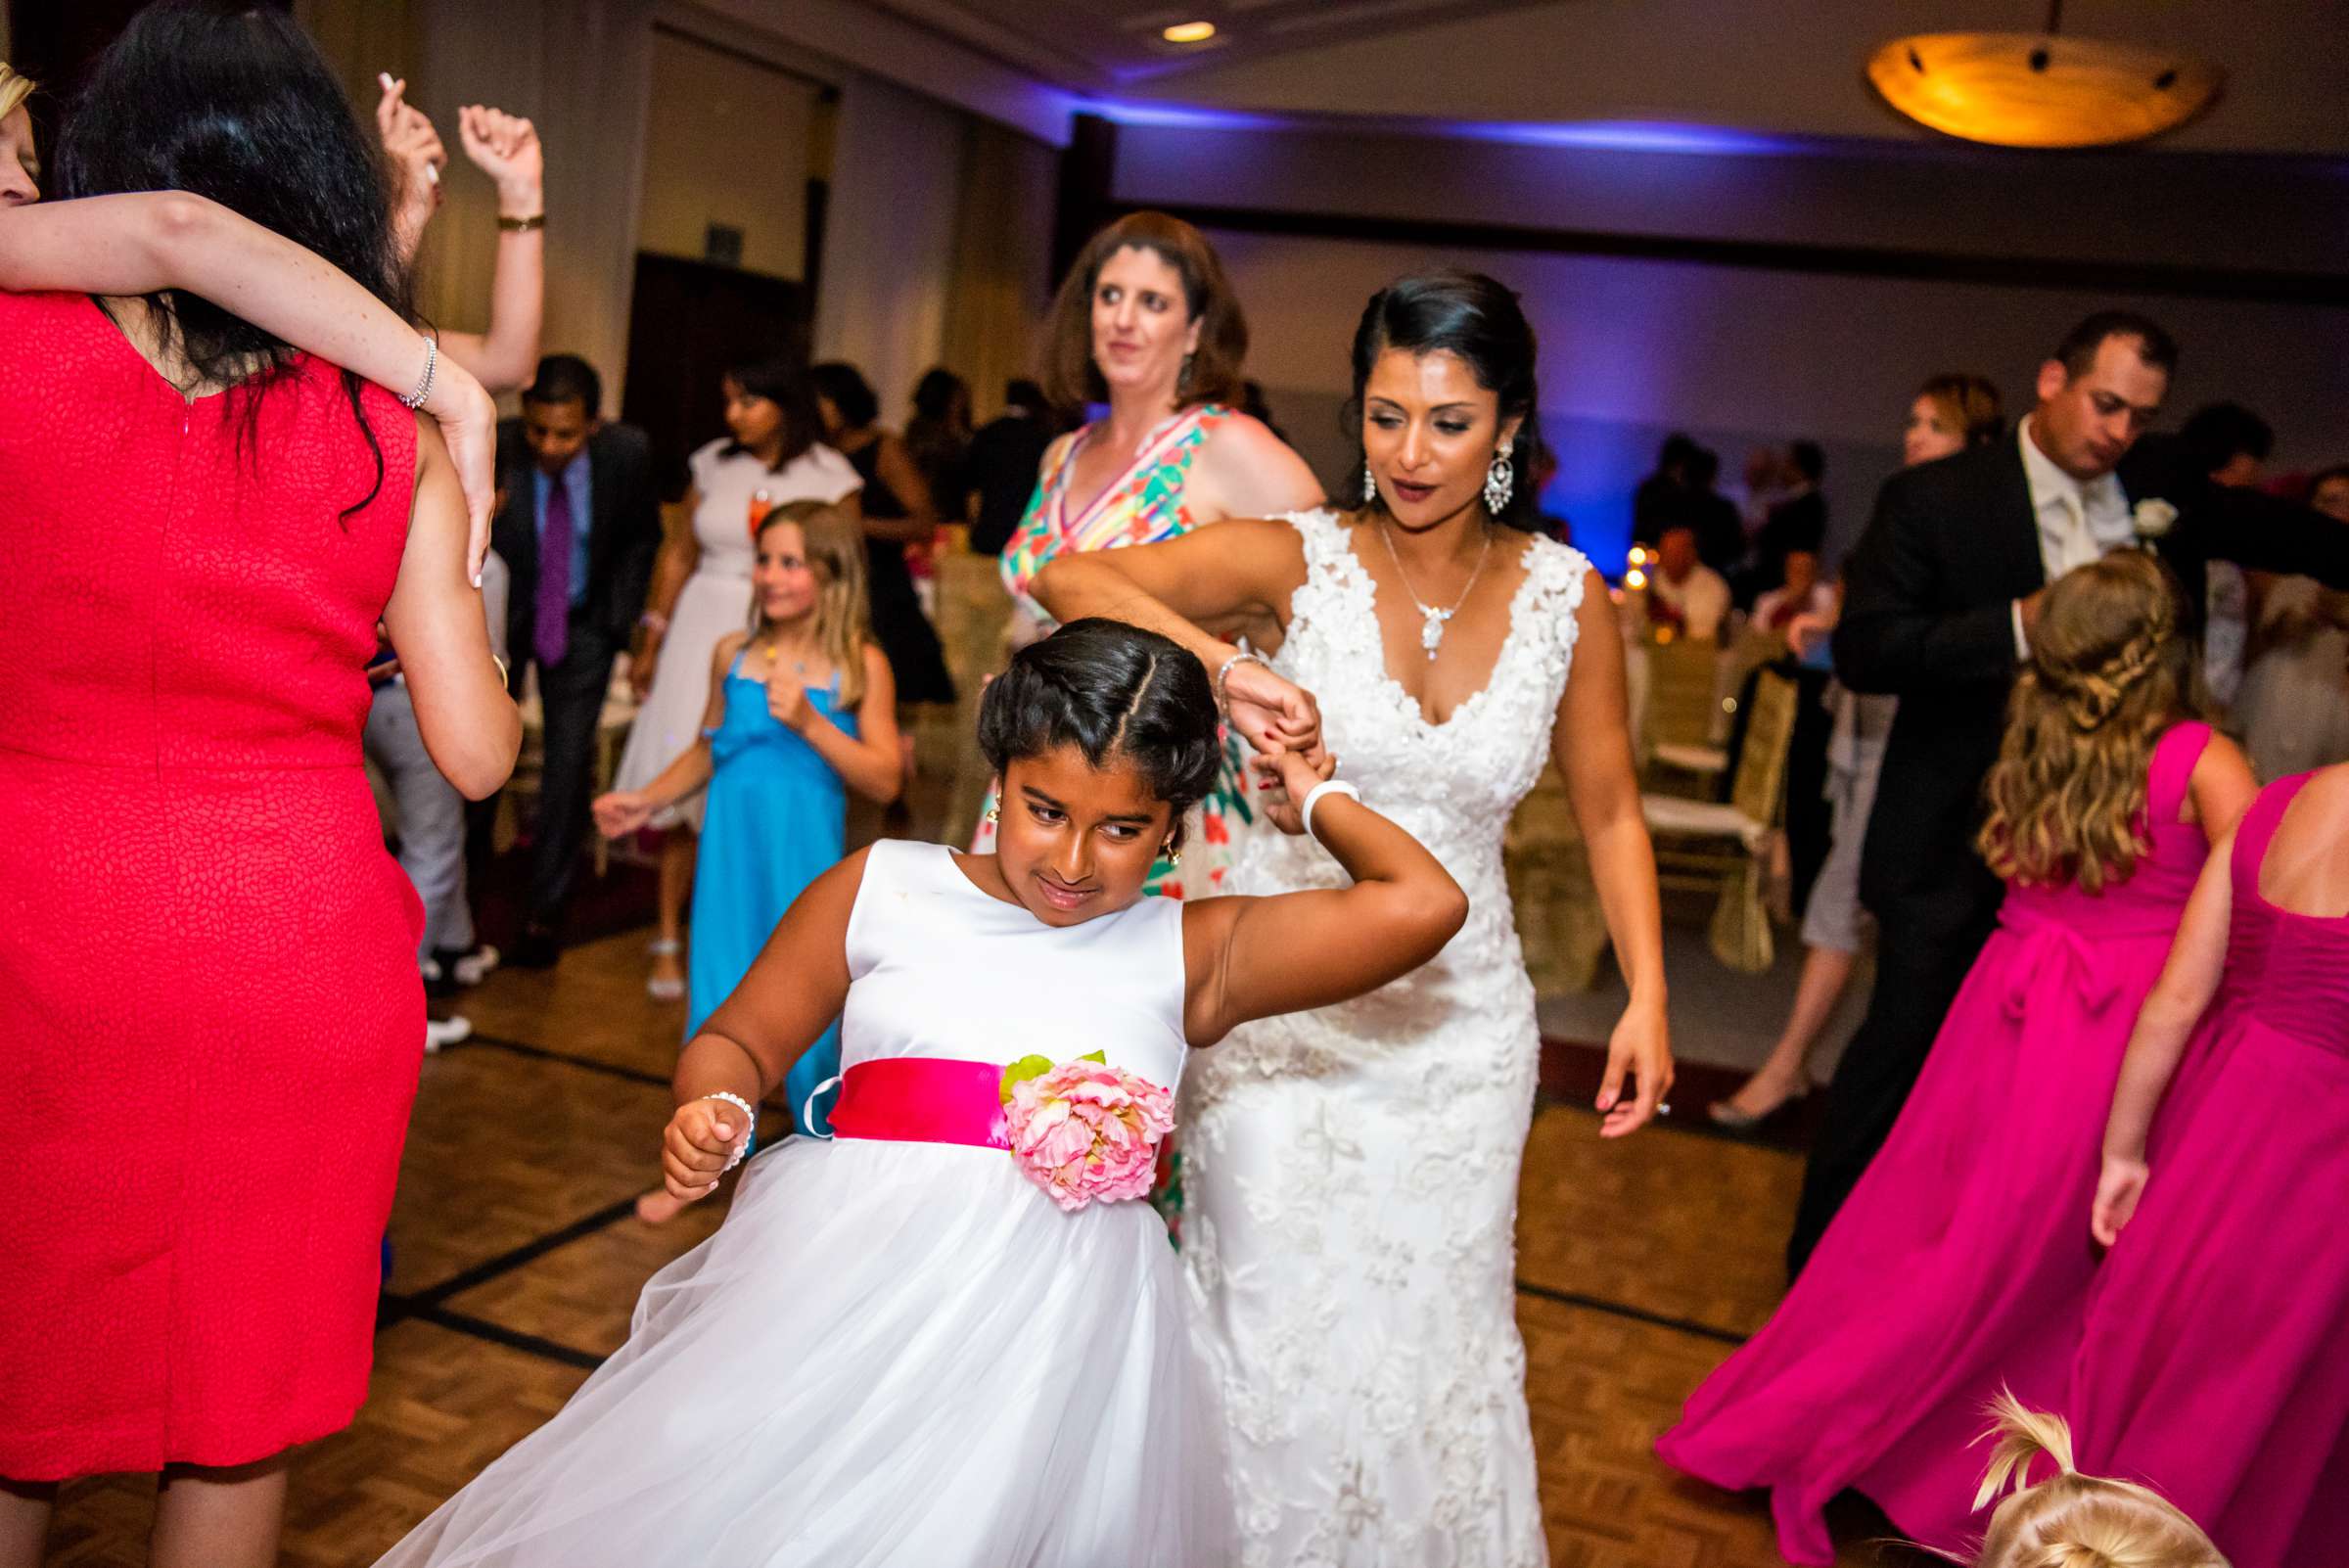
<box><xmin>2071</xmin><ymin>762</ymin><xmax>2349</xmax><ymax>1568</ymax></box>
<box><xmin>1656</xmin><ymin>552</ymin><xmax>2256</xmax><ymax>1564</ymax></box>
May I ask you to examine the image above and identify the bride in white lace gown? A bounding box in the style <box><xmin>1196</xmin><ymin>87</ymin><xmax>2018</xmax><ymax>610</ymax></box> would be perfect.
<box><xmin>1036</xmin><ymin>270</ymin><xmax>1674</xmax><ymax>1565</ymax></box>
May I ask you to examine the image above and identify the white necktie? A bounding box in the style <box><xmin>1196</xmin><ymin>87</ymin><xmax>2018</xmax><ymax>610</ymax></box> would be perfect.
<box><xmin>2054</xmin><ymin>489</ymin><xmax>2099</xmax><ymax>576</ymax></box>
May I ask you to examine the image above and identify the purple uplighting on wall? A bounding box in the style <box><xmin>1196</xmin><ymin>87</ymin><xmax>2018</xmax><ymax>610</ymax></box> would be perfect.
<box><xmin>1082</xmin><ymin>101</ymin><xmax>1804</xmax><ymax>158</ymax></box>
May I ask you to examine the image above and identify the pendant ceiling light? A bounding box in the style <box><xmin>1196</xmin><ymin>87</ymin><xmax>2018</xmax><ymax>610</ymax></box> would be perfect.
<box><xmin>1866</xmin><ymin>1</ymin><xmax>2222</xmax><ymax>149</ymax></box>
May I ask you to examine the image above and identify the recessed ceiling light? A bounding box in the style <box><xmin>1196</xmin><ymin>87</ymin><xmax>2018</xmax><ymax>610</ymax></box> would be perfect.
<box><xmin>1162</xmin><ymin>21</ymin><xmax>1218</xmax><ymax>45</ymax></box>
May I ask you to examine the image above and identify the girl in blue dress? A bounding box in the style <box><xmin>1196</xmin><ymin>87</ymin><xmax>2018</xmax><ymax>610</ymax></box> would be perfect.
<box><xmin>596</xmin><ymin>499</ymin><xmax>901</xmax><ymax>1140</ymax></box>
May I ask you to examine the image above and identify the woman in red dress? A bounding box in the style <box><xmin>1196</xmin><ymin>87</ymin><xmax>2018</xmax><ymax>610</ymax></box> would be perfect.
<box><xmin>0</xmin><ymin>6</ymin><xmax>519</xmax><ymax>1564</ymax></box>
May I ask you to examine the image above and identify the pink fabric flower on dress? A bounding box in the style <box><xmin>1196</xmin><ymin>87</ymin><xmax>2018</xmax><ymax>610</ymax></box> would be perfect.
<box><xmin>1002</xmin><ymin>1059</ymin><xmax>1175</xmax><ymax>1213</ymax></box>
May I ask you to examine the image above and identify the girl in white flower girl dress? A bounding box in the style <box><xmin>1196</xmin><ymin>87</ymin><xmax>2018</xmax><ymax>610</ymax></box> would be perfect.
<box><xmin>375</xmin><ymin>619</ymin><xmax>1466</xmax><ymax>1567</ymax></box>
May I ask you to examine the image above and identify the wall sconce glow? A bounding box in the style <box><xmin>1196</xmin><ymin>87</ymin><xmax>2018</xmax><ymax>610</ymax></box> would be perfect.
<box><xmin>1162</xmin><ymin>21</ymin><xmax>1218</xmax><ymax>45</ymax></box>
<box><xmin>1866</xmin><ymin>32</ymin><xmax>2222</xmax><ymax>149</ymax></box>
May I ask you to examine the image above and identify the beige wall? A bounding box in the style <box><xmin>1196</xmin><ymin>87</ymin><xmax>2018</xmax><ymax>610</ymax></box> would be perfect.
<box><xmin>637</xmin><ymin>29</ymin><xmax>818</xmax><ymax>280</ymax></box>
<box><xmin>1206</xmin><ymin>224</ymin><xmax>2349</xmax><ymax>574</ymax></box>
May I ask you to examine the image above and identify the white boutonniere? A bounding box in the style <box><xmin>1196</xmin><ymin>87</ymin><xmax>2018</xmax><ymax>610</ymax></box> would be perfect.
<box><xmin>2132</xmin><ymin>498</ymin><xmax>2180</xmax><ymax>546</ymax></box>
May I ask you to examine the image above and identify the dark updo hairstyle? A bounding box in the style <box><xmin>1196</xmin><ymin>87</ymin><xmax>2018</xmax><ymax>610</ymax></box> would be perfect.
<box><xmin>722</xmin><ymin>354</ymin><xmax>823</xmax><ymax>473</ymax></box>
<box><xmin>55</xmin><ymin>0</ymin><xmax>409</xmax><ymax>519</ymax></box>
<box><xmin>978</xmin><ymin>620</ymin><xmax>1221</xmax><ymax>846</ymax></box>
<box><xmin>811</xmin><ymin>360</ymin><xmax>881</xmax><ymax>433</ymax></box>
<box><xmin>1344</xmin><ymin>269</ymin><xmax>1548</xmax><ymax>532</ymax></box>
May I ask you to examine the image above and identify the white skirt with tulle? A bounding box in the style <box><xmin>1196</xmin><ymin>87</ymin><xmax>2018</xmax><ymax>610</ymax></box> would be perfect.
<box><xmin>374</xmin><ymin>1136</ymin><xmax>1234</xmax><ymax>1567</ymax></box>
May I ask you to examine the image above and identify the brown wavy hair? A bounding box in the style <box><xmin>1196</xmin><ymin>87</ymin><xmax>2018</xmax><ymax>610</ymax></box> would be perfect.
<box><xmin>1978</xmin><ymin>551</ymin><xmax>2197</xmax><ymax>894</ymax></box>
<box><xmin>1041</xmin><ymin>211</ymin><xmax>1246</xmax><ymax>412</ymax></box>
<box><xmin>1966</xmin><ymin>1392</ymin><xmax>2226</xmax><ymax>1568</ymax></box>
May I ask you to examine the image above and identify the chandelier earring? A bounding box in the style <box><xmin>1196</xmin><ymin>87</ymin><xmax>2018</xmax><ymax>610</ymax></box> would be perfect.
<box><xmin>1362</xmin><ymin>460</ymin><xmax>1378</xmax><ymax>509</ymax></box>
<box><xmin>1483</xmin><ymin>446</ymin><xmax>1515</xmax><ymax>515</ymax></box>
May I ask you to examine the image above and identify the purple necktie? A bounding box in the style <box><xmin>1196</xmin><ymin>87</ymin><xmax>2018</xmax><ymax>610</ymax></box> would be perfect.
<box><xmin>535</xmin><ymin>476</ymin><xmax>575</xmax><ymax>670</ymax></box>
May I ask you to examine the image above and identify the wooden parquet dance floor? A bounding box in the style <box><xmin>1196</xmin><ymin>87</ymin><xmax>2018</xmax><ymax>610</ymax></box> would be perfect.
<box><xmin>46</xmin><ymin>928</ymin><xmax>1923</xmax><ymax>1567</ymax></box>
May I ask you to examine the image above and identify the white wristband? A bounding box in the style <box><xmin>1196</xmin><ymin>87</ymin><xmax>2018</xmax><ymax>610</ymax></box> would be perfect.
<box><xmin>697</xmin><ymin>1091</ymin><xmax>757</xmax><ymax>1172</ymax></box>
<box><xmin>1300</xmin><ymin>779</ymin><xmax>1360</xmax><ymax>841</ymax></box>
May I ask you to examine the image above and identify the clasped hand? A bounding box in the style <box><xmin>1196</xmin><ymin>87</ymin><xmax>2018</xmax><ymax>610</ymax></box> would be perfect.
<box><xmin>660</xmin><ymin>1098</ymin><xmax>747</xmax><ymax>1205</ymax></box>
<box><xmin>1250</xmin><ymin>745</ymin><xmax>1340</xmax><ymax>836</ymax></box>
<box><xmin>1221</xmin><ymin>657</ymin><xmax>1328</xmax><ymax>768</ymax></box>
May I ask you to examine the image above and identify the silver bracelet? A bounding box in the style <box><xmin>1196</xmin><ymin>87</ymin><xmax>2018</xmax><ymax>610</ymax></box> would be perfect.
<box><xmin>1300</xmin><ymin>779</ymin><xmax>1360</xmax><ymax>841</ymax></box>
<box><xmin>397</xmin><ymin>335</ymin><xmax>438</xmax><ymax>411</ymax></box>
<box><xmin>1215</xmin><ymin>649</ymin><xmax>1266</xmax><ymax>711</ymax></box>
<box><xmin>697</xmin><ymin>1091</ymin><xmax>757</xmax><ymax>1173</ymax></box>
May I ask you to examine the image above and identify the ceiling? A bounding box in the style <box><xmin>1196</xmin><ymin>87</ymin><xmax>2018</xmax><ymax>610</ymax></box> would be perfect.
<box><xmin>861</xmin><ymin>0</ymin><xmax>1547</xmax><ymax>90</ymax></box>
<box><xmin>866</xmin><ymin>0</ymin><xmax>2349</xmax><ymax>157</ymax></box>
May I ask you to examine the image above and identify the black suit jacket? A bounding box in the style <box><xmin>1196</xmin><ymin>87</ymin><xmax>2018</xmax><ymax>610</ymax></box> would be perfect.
<box><xmin>491</xmin><ymin>419</ymin><xmax>662</xmax><ymax>669</ymax></box>
<box><xmin>1835</xmin><ymin>432</ymin><xmax>2349</xmax><ymax>942</ymax></box>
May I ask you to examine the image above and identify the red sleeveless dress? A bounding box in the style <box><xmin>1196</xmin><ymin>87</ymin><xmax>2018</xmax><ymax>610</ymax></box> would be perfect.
<box><xmin>0</xmin><ymin>293</ymin><xmax>424</xmax><ymax>1477</ymax></box>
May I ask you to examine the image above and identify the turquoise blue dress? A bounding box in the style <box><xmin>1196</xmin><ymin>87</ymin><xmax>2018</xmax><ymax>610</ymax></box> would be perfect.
<box><xmin>688</xmin><ymin>652</ymin><xmax>853</xmax><ymax>1133</ymax></box>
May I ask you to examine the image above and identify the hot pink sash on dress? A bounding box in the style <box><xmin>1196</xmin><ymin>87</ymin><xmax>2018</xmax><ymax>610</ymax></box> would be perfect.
<box><xmin>823</xmin><ymin>1058</ymin><xmax>1010</xmax><ymax>1150</ymax></box>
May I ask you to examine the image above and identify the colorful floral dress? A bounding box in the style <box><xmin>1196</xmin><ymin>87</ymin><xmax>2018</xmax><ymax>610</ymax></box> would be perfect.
<box><xmin>980</xmin><ymin>403</ymin><xmax>1253</xmax><ymax>900</ymax></box>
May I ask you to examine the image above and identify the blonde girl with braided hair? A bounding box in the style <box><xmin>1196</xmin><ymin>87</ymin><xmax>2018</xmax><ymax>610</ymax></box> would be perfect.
<box><xmin>1980</xmin><ymin>552</ymin><xmax>2205</xmax><ymax>895</ymax></box>
<box><xmin>1966</xmin><ymin>1393</ymin><xmax>2226</xmax><ymax>1568</ymax></box>
<box><xmin>597</xmin><ymin>499</ymin><xmax>901</xmax><ymax>1216</ymax></box>
<box><xmin>1660</xmin><ymin>549</ymin><xmax>2256</xmax><ymax>1565</ymax></box>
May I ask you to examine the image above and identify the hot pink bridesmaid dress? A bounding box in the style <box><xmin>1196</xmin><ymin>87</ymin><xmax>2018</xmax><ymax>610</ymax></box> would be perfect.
<box><xmin>1657</xmin><ymin>722</ymin><xmax>2216</xmax><ymax>1564</ymax></box>
<box><xmin>2068</xmin><ymin>770</ymin><xmax>2349</xmax><ymax>1568</ymax></box>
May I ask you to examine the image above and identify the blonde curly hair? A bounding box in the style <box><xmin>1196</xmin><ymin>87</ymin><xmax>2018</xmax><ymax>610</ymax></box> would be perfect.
<box><xmin>1969</xmin><ymin>1391</ymin><xmax>2227</xmax><ymax>1568</ymax></box>
<box><xmin>1979</xmin><ymin>551</ymin><xmax>2197</xmax><ymax>894</ymax></box>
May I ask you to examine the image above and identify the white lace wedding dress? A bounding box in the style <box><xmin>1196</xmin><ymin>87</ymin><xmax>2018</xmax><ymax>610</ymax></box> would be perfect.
<box><xmin>1183</xmin><ymin>507</ymin><xmax>1588</xmax><ymax>1567</ymax></box>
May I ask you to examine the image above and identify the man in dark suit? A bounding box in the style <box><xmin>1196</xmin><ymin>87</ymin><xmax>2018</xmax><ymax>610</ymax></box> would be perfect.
<box><xmin>492</xmin><ymin>353</ymin><xmax>661</xmax><ymax>967</ymax></box>
<box><xmin>1787</xmin><ymin>311</ymin><xmax>2349</xmax><ymax>1272</ymax></box>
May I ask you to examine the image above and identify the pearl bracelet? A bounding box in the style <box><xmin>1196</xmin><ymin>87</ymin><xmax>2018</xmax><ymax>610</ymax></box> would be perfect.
<box><xmin>397</xmin><ymin>335</ymin><xmax>437</xmax><ymax>411</ymax></box>
<box><xmin>697</xmin><ymin>1091</ymin><xmax>757</xmax><ymax>1173</ymax></box>
<box><xmin>1215</xmin><ymin>650</ymin><xmax>1266</xmax><ymax>712</ymax></box>
<box><xmin>1300</xmin><ymin>779</ymin><xmax>1361</xmax><ymax>841</ymax></box>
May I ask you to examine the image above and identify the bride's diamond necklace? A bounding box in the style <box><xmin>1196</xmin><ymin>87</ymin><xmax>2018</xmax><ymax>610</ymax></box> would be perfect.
<box><xmin>1377</xmin><ymin>517</ymin><xmax>1493</xmax><ymax>660</ymax></box>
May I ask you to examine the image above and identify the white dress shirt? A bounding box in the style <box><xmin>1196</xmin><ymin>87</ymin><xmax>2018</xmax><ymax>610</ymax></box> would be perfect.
<box><xmin>2012</xmin><ymin>417</ymin><xmax>2137</xmax><ymax>657</ymax></box>
<box><xmin>1648</xmin><ymin>561</ymin><xmax>1732</xmax><ymax>641</ymax></box>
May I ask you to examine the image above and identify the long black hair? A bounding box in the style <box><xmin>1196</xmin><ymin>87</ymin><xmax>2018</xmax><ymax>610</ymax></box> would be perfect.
<box><xmin>1343</xmin><ymin>269</ymin><xmax>1548</xmax><ymax>533</ymax></box>
<box><xmin>977</xmin><ymin>620</ymin><xmax>1221</xmax><ymax>843</ymax></box>
<box><xmin>54</xmin><ymin>0</ymin><xmax>409</xmax><ymax>518</ymax></box>
<box><xmin>722</xmin><ymin>354</ymin><xmax>823</xmax><ymax>473</ymax></box>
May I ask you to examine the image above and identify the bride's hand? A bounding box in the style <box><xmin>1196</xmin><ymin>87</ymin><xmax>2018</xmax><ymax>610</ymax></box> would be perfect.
<box><xmin>1224</xmin><ymin>659</ymin><xmax>1326</xmax><ymax>767</ymax></box>
<box><xmin>1597</xmin><ymin>996</ymin><xmax>1673</xmax><ymax>1138</ymax></box>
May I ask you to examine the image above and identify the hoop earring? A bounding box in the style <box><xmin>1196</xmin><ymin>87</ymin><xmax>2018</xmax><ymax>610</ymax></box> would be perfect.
<box><xmin>1484</xmin><ymin>448</ymin><xmax>1514</xmax><ymax>515</ymax></box>
<box><xmin>1164</xmin><ymin>843</ymin><xmax>1183</xmax><ymax>867</ymax></box>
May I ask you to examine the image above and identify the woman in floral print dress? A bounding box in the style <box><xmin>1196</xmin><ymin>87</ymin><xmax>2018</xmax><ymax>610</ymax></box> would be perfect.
<box><xmin>980</xmin><ymin>210</ymin><xmax>1321</xmax><ymax>899</ymax></box>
